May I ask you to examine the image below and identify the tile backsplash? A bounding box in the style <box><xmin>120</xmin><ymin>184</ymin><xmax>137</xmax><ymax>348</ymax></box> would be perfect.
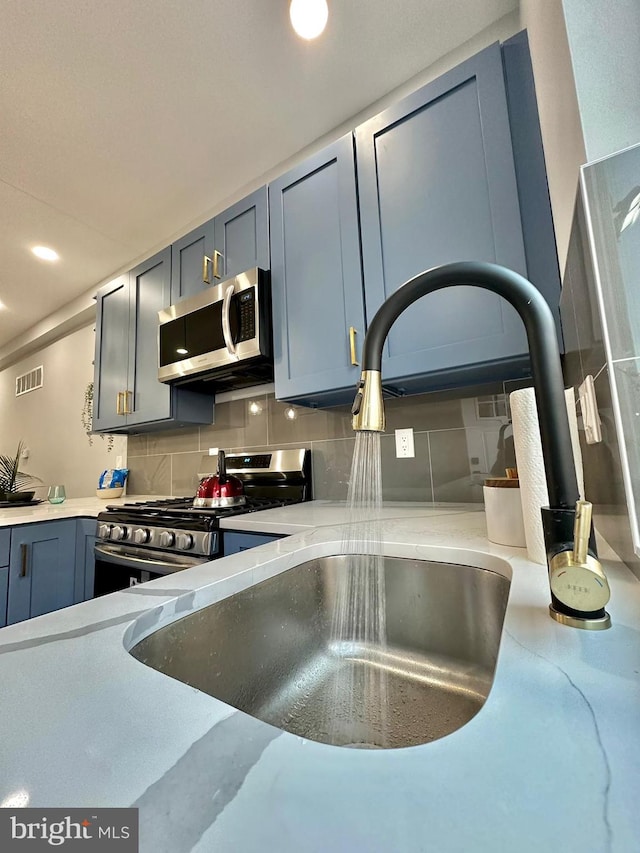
<box><xmin>127</xmin><ymin>389</ymin><xmax>517</xmax><ymax>503</ymax></box>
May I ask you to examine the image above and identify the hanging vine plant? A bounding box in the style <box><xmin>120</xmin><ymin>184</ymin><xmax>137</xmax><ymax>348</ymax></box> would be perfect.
<box><xmin>82</xmin><ymin>381</ymin><xmax>114</xmax><ymax>451</ymax></box>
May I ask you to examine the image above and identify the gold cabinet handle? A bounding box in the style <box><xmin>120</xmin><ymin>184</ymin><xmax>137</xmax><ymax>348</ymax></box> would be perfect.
<box><xmin>203</xmin><ymin>251</ymin><xmax>224</xmax><ymax>283</ymax></box>
<box><xmin>116</xmin><ymin>392</ymin><xmax>125</xmax><ymax>416</ymax></box>
<box><xmin>20</xmin><ymin>543</ymin><xmax>28</xmax><ymax>578</ymax></box>
<box><xmin>213</xmin><ymin>250</ymin><xmax>223</xmax><ymax>280</ymax></box>
<box><xmin>123</xmin><ymin>390</ymin><xmax>133</xmax><ymax>415</ymax></box>
<box><xmin>349</xmin><ymin>326</ymin><xmax>359</xmax><ymax>366</ymax></box>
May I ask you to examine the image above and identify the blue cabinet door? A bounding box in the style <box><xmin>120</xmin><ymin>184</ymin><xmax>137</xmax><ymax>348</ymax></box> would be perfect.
<box><xmin>214</xmin><ymin>187</ymin><xmax>269</xmax><ymax>279</ymax></box>
<box><xmin>269</xmin><ymin>134</ymin><xmax>366</xmax><ymax>404</ymax></box>
<box><xmin>127</xmin><ymin>248</ymin><xmax>173</xmax><ymax>427</ymax></box>
<box><xmin>7</xmin><ymin>520</ymin><xmax>77</xmax><ymax>624</ymax></box>
<box><xmin>356</xmin><ymin>43</ymin><xmax>531</xmax><ymax>392</ymax></box>
<box><xmin>223</xmin><ymin>531</ymin><xmax>282</xmax><ymax>556</ymax></box>
<box><xmin>93</xmin><ymin>274</ymin><xmax>130</xmax><ymax>432</ymax></box>
<box><xmin>0</xmin><ymin>528</ymin><xmax>10</xmax><ymax>627</ymax></box>
<box><xmin>76</xmin><ymin>518</ymin><xmax>97</xmax><ymax>601</ymax></box>
<box><xmin>0</xmin><ymin>529</ymin><xmax>10</xmax><ymax>567</ymax></box>
<box><xmin>170</xmin><ymin>219</ymin><xmax>216</xmax><ymax>303</ymax></box>
<box><xmin>0</xmin><ymin>567</ymin><xmax>7</xmax><ymax>628</ymax></box>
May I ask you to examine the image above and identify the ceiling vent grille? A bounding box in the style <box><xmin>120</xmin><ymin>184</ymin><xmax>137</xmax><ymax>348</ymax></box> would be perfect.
<box><xmin>15</xmin><ymin>365</ymin><xmax>44</xmax><ymax>397</ymax></box>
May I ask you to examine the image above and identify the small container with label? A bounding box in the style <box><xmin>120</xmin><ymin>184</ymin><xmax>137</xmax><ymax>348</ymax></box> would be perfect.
<box><xmin>483</xmin><ymin>477</ymin><xmax>526</xmax><ymax>548</ymax></box>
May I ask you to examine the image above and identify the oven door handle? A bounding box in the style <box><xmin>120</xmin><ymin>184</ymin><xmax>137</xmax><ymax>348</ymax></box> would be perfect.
<box><xmin>94</xmin><ymin>543</ymin><xmax>207</xmax><ymax>574</ymax></box>
<box><xmin>221</xmin><ymin>282</ymin><xmax>238</xmax><ymax>359</ymax></box>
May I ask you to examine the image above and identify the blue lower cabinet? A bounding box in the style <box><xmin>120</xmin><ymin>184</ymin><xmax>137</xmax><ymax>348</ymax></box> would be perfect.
<box><xmin>7</xmin><ymin>520</ymin><xmax>78</xmax><ymax>624</ymax></box>
<box><xmin>76</xmin><ymin>518</ymin><xmax>97</xmax><ymax>601</ymax></box>
<box><xmin>223</xmin><ymin>531</ymin><xmax>283</xmax><ymax>556</ymax></box>
<box><xmin>0</xmin><ymin>566</ymin><xmax>8</xmax><ymax>628</ymax></box>
<box><xmin>0</xmin><ymin>528</ymin><xmax>10</xmax><ymax>626</ymax></box>
<box><xmin>0</xmin><ymin>529</ymin><xmax>10</xmax><ymax>566</ymax></box>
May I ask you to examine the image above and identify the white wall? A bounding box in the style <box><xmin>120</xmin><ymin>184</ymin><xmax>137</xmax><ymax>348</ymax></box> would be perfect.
<box><xmin>562</xmin><ymin>0</ymin><xmax>640</xmax><ymax>162</ymax></box>
<box><xmin>0</xmin><ymin>323</ymin><xmax>126</xmax><ymax>499</ymax></box>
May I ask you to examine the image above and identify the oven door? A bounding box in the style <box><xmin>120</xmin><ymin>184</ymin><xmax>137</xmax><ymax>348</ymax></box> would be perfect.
<box><xmin>94</xmin><ymin>542</ymin><xmax>210</xmax><ymax>597</ymax></box>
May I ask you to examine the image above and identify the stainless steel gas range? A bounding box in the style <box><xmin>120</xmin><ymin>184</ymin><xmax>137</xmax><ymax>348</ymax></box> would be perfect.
<box><xmin>93</xmin><ymin>448</ymin><xmax>310</xmax><ymax>596</ymax></box>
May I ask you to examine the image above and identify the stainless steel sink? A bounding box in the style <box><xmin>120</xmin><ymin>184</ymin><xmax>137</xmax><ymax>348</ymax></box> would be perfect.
<box><xmin>130</xmin><ymin>555</ymin><xmax>510</xmax><ymax>749</ymax></box>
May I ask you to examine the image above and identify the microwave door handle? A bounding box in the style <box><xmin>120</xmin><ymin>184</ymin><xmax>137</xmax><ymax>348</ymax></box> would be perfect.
<box><xmin>222</xmin><ymin>283</ymin><xmax>238</xmax><ymax>359</ymax></box>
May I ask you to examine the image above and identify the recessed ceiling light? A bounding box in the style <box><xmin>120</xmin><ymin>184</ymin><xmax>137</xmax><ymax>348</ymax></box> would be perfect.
<box><xmin>290</xmin><ymin>0</ymin><xmax>328</xmax><ymax>40</ymax></box>
<box><xmin>31</xmin><ymin>246</ymin><xmax>59</xmax><ymax>261</ymax></box>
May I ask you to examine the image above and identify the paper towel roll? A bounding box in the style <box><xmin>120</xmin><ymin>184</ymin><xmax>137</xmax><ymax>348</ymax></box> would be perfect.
<box><xmin>509</xmin><ymin>387</ymin><xmax>584</xmax><ymax>565</ymax></box>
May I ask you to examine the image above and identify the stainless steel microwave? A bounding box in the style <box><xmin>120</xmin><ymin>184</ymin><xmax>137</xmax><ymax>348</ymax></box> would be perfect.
<box><xmin>157</xmin><ymin>268</ymin><xmax>273</xmax><ymax>391</ymax></box>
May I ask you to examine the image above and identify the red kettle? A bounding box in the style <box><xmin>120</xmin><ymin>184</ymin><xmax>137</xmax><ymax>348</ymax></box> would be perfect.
<box><xmin>194</xmin><ymin>450</ymin><xmax>246</xmax><ymax>508</ymax></box>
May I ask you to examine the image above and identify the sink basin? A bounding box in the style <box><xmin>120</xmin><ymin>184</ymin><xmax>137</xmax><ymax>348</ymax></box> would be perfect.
<box><xmin>130</xmin><ymin>555</ymin><xmax>510</xmax><ymax>749</ymax></box>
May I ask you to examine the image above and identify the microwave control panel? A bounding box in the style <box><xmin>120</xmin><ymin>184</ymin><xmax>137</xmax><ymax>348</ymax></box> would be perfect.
<box><xmin>237</xmin><ymin>287</ymin><xmax>256</xmax><ymax>342</ymax></box>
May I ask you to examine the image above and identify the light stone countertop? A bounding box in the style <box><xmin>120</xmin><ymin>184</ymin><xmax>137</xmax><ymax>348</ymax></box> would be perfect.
<box><xmin>0</xmin><ymin>501</ymin><xmax>638</xmax><ymax>852</ymax></box>
<box><xmin>0</xmin><ymin>496</ymin><xmax>164</xmax><ymax>527</ymax></box>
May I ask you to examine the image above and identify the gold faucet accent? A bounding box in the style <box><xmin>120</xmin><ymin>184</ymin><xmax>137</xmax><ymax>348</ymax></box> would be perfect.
<box><xmin>548</xmin><ymin>500</ymin><xmax>611</xmax><ymax>629</ymax></box>
<box><xmin>351</xmin><ymin>370</ymin><xmax>385</xmax><ymax>432</ymax></box>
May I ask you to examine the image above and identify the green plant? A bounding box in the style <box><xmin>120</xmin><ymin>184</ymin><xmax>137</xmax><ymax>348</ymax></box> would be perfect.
<box><xmin>0</xmin><ymin>441</ymin><xmax>42</xmax><ymax>496</ymax></box>
<box><xmin>82</xmin><ymin>381</ymin><xmax>114</xmax><ymax>451</ymax></box>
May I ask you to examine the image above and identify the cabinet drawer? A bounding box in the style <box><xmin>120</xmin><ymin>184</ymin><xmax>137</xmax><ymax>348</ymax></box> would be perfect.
<box><xmin>0</xmin><ymin>529</ymin><xmax>9</xmax><ymax>567</ymax></box>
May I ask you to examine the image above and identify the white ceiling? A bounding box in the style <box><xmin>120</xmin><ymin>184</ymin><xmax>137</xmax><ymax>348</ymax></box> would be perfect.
<box><xmin>0</xmin><ymin>0</ymin><xmax>518</xmax><ymax>351</ymax></box>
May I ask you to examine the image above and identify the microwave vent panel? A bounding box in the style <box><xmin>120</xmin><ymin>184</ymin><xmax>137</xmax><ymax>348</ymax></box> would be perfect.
<box><xmin>15</xmin><ymin>365</ymin><xmax>44</xmax><ymax>397</ymax></box>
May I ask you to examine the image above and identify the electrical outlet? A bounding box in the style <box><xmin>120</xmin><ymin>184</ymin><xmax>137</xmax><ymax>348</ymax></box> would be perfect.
<box><xmin>395</xmin><ymin>428</ymin><xmax>415</xmax><ymax>458</ymax></box>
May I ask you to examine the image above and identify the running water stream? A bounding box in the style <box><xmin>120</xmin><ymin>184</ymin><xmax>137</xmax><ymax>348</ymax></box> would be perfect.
<box><xmin>326</xmin><ymin>430</ymin><xmax>389</xmax><ymax>747</ymax></box>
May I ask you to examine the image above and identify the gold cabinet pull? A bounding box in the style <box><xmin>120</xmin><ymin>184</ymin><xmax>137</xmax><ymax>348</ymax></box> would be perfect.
<box><xmin>203</xmin><ymin>251</ymin><xmax>224</xmax><ymax>283</ymax></box>
<box><xmin>123</xmin><ymin>390</ymin><xmax>133</xmax><ymax>415</ymax></box>
<box><xmin>116</xmin><ymin>392</ymin><xmax>125</xmax><ymax>415</ymax></box>
<box><xmin>213</xmin><ymin>250</ymin><xmax>223</xmax><ymax>280</ymax></box>
<box><xmin>349</xmin><ymin>326</ymin><xmax>359</xmax><ymax>366</ymax></box>
<box><xmin>20</xmin><ymin>543</ymin><xmax>28</xmax><ymax>578</ymax></box>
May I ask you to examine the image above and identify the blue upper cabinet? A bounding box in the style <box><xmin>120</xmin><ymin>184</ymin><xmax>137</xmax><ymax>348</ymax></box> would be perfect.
<box><xmin>126</xmin><ymin>249</ymin><xmax>174</xmax><ymax>427</ymax></box>
<box><xmin>270</xmin><ymin>38</ymin><xmax>560</xmax><ymax>404</ymax></box>
<box><xmin>93</xmin><ymin>249</ymin><xmax>214</xmax><ymax>433</ymax></box>
<box><xmin>93</xmin><ymin>273</ymin><xmax>131</xmax><ymax>433</ymax></box>
<box><xmin>500</xmin><ymin>31</ymin><xmax>562</xmax><ymax>341</ymax></box>
<box><xmin>269</xmin><ymin>135</ymin><xmax>366</xmax><ymax>403</ymax></box>
<box><xmin>356</xmin><ymin>43</ymin><xmax>531</xmax><ymax>393</ymax></box>
<box><xmin>169</xmin><ymin>188</ymin><xmax>269</xmax><ymax>303</ymax></box>
<box><xmin>170</xmin><ymin>219</ymin><xmax>216</xmax><ymax>303</ymax></box>
<box><xmin>213</xmin><ymin>186</ymin><xmax>269</xmax><ymax>280</ymax></box>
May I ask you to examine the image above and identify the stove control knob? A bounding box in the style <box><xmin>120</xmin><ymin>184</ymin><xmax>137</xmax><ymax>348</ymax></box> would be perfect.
<box><xmin>158</xmin><ymin>531</ymin><xmax>175</xmax><ymax>549</ymax></box>
<box><xmin>98</xmin><ymin>523</ymin><xmax>111</xmax><ymax>539</ymax></box>
<box><xmin>133</xmin><ymin>528</ymin><xmax>151</xmax><ymax>545</ymax></box>
<box><xmin>111</xmin><ymin>525</ymin><xmax>127</xmax><ymax>541</ymax></box>
<box><xmin>176</xmin><ymin>533</ymin><xmax>194</xmax><ymax>551</ymax></box>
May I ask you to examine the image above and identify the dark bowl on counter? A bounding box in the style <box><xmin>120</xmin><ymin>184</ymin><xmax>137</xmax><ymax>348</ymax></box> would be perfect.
<box><xmin>4</xmin><ymin>491</ymin><xmax>35</xmax><ymax>502</ymax></box>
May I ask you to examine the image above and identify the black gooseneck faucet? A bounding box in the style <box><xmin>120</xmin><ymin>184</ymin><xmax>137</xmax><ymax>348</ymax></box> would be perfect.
<box><xmin>351</xmin><ymin>261</ymin><xmax>611</xmax><ymax>630</ymax></box>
